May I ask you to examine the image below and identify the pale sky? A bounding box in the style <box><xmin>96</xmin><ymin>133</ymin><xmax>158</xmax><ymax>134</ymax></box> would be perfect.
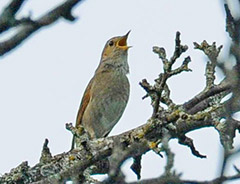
<box><xmin>0</xmin><ymin>0</ymin><xmax>239</xmax><ymax>183</ymax></box>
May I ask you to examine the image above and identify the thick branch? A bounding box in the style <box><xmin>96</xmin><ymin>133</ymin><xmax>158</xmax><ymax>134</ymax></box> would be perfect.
<box><xmin>0</xmin><ymin>103</ymin><xmax>225</xmax><ymax>183</ymax></box>
<box><xmin>126</xmin><ymin>173</ymin><xmax>240</xmax><ymax>184</ymax></box>
<box><xmin>182</xmin><ymin>80</ymin><xmax>231</xmax><ymax>113</ymax></box>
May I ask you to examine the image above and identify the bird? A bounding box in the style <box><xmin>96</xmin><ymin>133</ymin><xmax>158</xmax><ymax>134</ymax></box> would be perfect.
<box><xmin>72</xmin><ymin>31</ymin><xmax>131</xmax><ymax>148</ymax></box>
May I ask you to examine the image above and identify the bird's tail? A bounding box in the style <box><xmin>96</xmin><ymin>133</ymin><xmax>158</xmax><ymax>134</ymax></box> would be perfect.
<box><xmin>70</xmin><ymin>135</ymin><xmax>75</xmax><ymax>151</ymax></box>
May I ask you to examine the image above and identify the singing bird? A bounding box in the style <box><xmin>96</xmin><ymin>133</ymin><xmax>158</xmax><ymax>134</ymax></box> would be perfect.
<box><xmin>72</xmin><ymin>32</ymin><xmax>131</xmax><ymax>148</ymax></box>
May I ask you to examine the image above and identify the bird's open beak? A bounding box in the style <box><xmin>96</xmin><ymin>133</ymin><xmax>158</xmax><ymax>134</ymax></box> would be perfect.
<box><xmin>117</xmin><ymin>30</ymin><xmax>132</xmax><ymax>50</ymax></box>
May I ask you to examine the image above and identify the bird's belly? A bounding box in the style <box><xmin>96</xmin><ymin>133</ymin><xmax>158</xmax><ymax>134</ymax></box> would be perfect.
<box><xmin>82</xmin><ymin>73</ymin><xmax>130</xmax><ymax>138</ymax></box>
<box><xmin>89</xmin><ymin>89</ymin><xmax>129</xmax><ymax>137</ymax></box>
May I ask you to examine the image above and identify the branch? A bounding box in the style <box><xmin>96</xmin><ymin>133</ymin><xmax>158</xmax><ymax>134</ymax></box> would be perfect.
<box><xmin>0</xmin><ymin>104</ymin><xmax>223</xmax><ymax>183</ymax></box>
<box><xmin>0</xmin><ymin>0</ymin><xmax>84</xmax><ymax>56</ymax></box>
<box><xmin>178</xmin><ymin>135</ymin><xmax>206</xmax><ymax>158</ymax></box>
<box><xmin>224</xmin><ymin>2</ymin><xmax>240</xmax><ymax>43</ymax></box>
<box><xmin>0</xmin><ymin>0</ymin><xmax>27</xmax><ymax>33</ymax></box>
<box><xmin>126</xmin><ymin>173</ymin><xmax>240</xmax><ymax>184</ymax></box>
<box><xmin>141</xmin><ymin>31</ymin><xmax>191</xmax><ymax>118</ymax></box>
<box><xmin>182</xmin><ymin>80</ymin><xmax>231</xmax><ymax>113</ymax></box>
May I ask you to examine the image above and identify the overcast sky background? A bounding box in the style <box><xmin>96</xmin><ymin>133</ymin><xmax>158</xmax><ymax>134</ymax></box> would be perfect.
<box><xmin>0</xmin><ymin>0</ymin><xmax>240</xmax><ymax>183</ymax></box>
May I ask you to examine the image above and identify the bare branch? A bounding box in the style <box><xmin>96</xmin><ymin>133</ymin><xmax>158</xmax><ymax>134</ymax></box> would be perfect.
<box><xmin>178</xmin><ymin>135</ymin><xmax>206</xmax><ymax>158</ymax></box>
<box><xmin>183</xmin><ymin>80</ymin><xmax>231</xmax><ymax>113</ymax></box>
<box><xmin>0</xmin><ymin>0</ymin><xmax>27</xmax><ymax>33</ymax></box>
<box><xmin>224</xmin><ymin>2</ymin><xmax>240</xmax><ymax>43</ymax></box>
<box><xmin>0</xmin><ymin>102</ymin><xmax>224</xmax><ymax>183</ymax></box>
<box><xmin>170</xmin><ymin>31</ymin><xmax>188</xmax><ymax>64</ymax></box>
<box><xmin>144</xmin><ymin>32</ymin><xmax>191</xmax><ymax>118</ymax></box>
<box><xmin>126</xmin><ymin>173</ymin><xmax>240</xmax><ymax>184</ymax></box>
<box><xmin>130</xmin><ymin>155</ymin><xmax>142</xmax><ymax>180</ymax></box>
<box><xmin>161</xmin><ymin>132</ymin><xmax>175</xmax><ymax>175</ymax></box>
<box><xmin>194</xmin><ymin>41</ymin><xmax>222</xmax><ymax>89</ymax></box>
<box><xmin>0</xmin><ymin>0</ymin><xmax>84</xmax><ymax>56</ymax></box>
<box><xmin>39</xmin><ymin>139</ymin><xmax>52</xmax><ymax>164</ymax></box>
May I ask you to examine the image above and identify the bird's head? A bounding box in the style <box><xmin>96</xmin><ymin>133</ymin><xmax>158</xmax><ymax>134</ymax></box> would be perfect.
<box><xmin>101</xmin><ymin>31</ymin><xmax>131</xmax><ymax>60</ymax></box>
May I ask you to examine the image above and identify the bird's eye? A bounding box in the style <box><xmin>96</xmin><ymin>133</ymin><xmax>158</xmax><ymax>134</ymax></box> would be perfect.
<box><xmin>109</xmin><ymin>40</ymin><xmax>114</xmax><ymax>46</ymax></box>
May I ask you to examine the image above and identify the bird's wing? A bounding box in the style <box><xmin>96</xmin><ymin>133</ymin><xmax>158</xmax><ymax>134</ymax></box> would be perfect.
<box><xmin>71</xmin><ymin>78</ymin><xmax>94</xmax><ymax>150</ymax></box>
<box><xmin>76</xmin><ymin>78</ymin><xmax>94</xmax><ymax>127</ymax></box>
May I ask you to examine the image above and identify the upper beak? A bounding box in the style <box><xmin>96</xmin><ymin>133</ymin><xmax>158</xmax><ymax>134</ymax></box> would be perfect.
<box><xmin>117</xmin><ymin>30</ymin><xmax>132</xmax><ymax>50</ymax></box>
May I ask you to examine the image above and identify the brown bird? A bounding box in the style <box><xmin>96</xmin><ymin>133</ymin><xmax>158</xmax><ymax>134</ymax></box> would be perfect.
<box><xmin>72</xmin><ymin>32</ymin><xmax>131</xmax><ymax>148</ymax></box>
